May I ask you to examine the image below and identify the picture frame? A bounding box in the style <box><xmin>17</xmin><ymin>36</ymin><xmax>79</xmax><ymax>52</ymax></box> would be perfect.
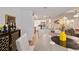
<box><xmin>5</xmin><ymin>15</ymin><xmax>16</xmax><ymax>25</ymax></box>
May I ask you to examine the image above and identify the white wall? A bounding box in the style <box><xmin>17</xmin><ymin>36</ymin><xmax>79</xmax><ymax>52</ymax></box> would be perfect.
<box><xmin>0</xmin><ymin>7</ymin><xmax>33</xmax><ymax>40</ymax></box>
<box><xmin>20</xmin><ymin>8</ymin><xmax>33</xmax><ymax>40</ymax></box>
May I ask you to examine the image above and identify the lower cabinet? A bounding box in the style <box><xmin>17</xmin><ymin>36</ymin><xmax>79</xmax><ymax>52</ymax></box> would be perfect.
<box><xmin>0</xmin><ymin>30</ymin><xmax>21</xmax><ymax>51</ymax></box>
<box><xmin>0</xmin><ymin>36</ymin><xmax>9</xmax><ymax>51</ymax></box>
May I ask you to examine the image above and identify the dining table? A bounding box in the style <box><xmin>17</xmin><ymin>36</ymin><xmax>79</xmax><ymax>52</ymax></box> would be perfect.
<box><xmin>51</xmin><ymin>35</ymin><xmax>79</xmax><ymax>50</ymax></box>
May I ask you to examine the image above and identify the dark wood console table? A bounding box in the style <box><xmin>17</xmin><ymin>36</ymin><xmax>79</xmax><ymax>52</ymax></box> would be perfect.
<box><xmin>0</xmin><ymin>29</ymin><xmax>21</xmax><ymax>51</ymax></box>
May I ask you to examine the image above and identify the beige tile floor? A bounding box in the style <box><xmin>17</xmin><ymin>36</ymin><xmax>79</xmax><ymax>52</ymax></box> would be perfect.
<box><xmin>34</xmin><ymin>29</ymin><xmax>68</xmax><ymax>51</ymax></box>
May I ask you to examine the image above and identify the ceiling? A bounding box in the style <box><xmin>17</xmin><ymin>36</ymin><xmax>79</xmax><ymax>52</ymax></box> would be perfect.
<box><xmin>32</xmin><ymin>7</ymin><xmax>76</xmax><ymax>19</ymax></box>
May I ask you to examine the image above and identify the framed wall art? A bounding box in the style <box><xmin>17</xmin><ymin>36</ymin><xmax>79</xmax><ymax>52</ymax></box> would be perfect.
<box><xmin>5</xmin><ymin>15</ymin><xmax>16</xmax><ymax>25</ymax></box>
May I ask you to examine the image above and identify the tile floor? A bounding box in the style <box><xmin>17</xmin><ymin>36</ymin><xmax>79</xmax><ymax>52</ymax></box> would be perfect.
<box><xmin>34</xmin><ymin>29</ymin><xmax>69</xmax><ymax>51</ymax></box>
